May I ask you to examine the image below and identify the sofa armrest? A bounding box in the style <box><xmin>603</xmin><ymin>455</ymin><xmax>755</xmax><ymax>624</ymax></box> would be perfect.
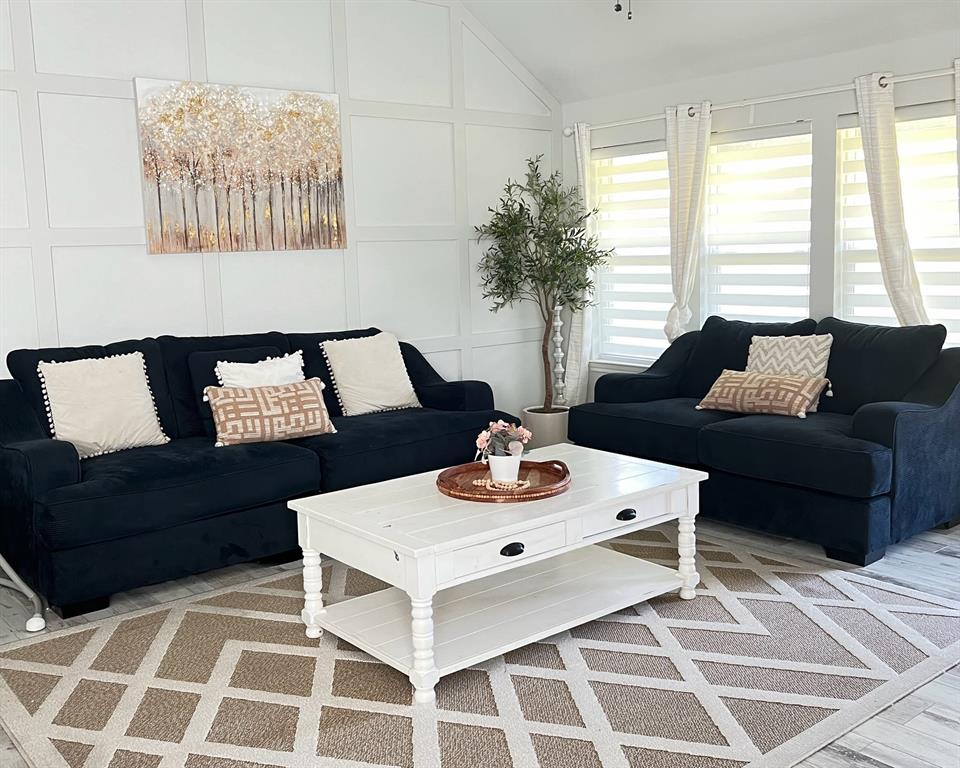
<box><xmin>852</xmin><ymin>385</ymin><xmax>960</xmax><ymax>538</ymax></box>
<box><xmin>1</xmin><ymin>439</ymin><xmax>81</xmax><ymax>497</ymax></box>
<box><xmin>399</xmin><ymin>340</ymin><xmax>496</xmax><ymax>411</ymax></box>
<box><xmin>416</xmin><ymin>380</ymin><xmax>494</xmax><ymax>412</ymax></box>
<box><xmin>594</xmin><ymin>371</ymin><xmax>678</xmax><ymax>404</ymax></box>
<box><xmin>594</xmin><ymin>330</ymin><xmax>700</xmax><ymax>404</ymax></box>
<box><xmin>0</xmin><ymin>439</ymin><xmax>81</xmax><ymax>588</ymax></box>
<box><xmin>852</xmin><ymin>401</ymin><xmax>941</xmax><ymax>448</ymax></box>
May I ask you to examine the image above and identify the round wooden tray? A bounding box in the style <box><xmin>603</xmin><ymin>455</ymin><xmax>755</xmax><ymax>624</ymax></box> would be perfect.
<box><xmin>436</xmin><ymin>459</ymin><xmax>571</xmax><ymax>503</ymax></box>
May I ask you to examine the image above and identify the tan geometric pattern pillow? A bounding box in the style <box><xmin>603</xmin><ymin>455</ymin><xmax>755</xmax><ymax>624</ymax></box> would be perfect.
<box><xmin>746</xmin><ymin>333</ymin><xmax>834</xmax><ymax>411</ymax></box>
<box><xmin>204</xmin><ymin>378</ymin><xmax>336</xmax><ymax>447</ymax></box>
<box><xmin>697</xmin><ymin>369</ymin><xmax>830</xmax><ymax>419</ymax></box>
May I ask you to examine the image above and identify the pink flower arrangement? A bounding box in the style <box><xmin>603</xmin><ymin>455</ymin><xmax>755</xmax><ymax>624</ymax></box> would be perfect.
<box><xmin>475</xmin><ymin>420</ymin><xmax>533</xmax><ymax>459</ymax></box>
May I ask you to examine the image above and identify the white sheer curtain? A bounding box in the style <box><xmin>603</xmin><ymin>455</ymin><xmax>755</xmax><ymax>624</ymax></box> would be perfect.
<box><xmin>664</xmin><ymin>102</ymin><xmax>712</xmax><ymax>341</ymax></box>
<box><xmin>854</xmin><ymin>72</ymin><xmax>929</xmax><ymax>325</ymax></box>
<box><xmin>563</xmin><ymin>122</ymin><xmax>595</xmax><ymax>406</ymax></box>
<box><xmin>955</xmin><ymin>59</ymin><xmax>959</xmax><ymax>224</ymax></box>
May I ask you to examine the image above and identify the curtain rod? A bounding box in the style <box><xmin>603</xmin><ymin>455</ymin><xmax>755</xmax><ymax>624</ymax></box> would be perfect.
<box><xmin>562</xmin><ymin>66</ymin><xmax>955</xmax><ymax>135</ymax></box>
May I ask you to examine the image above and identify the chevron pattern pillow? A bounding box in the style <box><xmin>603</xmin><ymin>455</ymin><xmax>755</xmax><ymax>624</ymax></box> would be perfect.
<box><xmin>745</xmin><ymin>333</ymin><xmax>833</xmax><ymax>411</ymax></box>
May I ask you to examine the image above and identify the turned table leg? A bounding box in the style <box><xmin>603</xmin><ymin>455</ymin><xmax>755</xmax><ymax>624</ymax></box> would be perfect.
<box><xmin>409</xmin><ymin>596</ymin><xmax>439</xmax><ymax>704</ymax></box>
<box><xmin>678</xmin><ymin>501</ymin><xmax>699</xmax><ymax>600</ymax></box>
<box><xmin>301</xmin><ymin>548</ymin><xmax>325</xmax><ymax>639</ymax></box>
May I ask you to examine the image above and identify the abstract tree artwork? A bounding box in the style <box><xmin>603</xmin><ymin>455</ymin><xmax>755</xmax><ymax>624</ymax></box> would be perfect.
<box><xmin>135</xmin><ymin>78</ymin><xmax>345</xmax><ymax>254</ymax></box>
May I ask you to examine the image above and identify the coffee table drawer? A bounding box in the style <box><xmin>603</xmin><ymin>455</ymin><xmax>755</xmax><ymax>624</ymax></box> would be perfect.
<box><xmin>437</xmin><ymin>521</ymin><xmax>567</xmax><ymax>584</ymax></box>
<box><xmin>583</xmin><ymin>494</ymin><xmax>668</xmax><ymax>538</ymax></box>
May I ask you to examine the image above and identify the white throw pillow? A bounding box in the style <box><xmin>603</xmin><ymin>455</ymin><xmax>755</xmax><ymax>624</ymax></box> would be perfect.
<box><xmin>745</xmin><ymin>333</ymin><xmax>834</xmax><ymax>410</ymax></box>
<box><xmin>321</xmin><ymin>332</ymin><xmax>420</xmax><ymax>416</ymax></box>
<box><xmin>215</xmin><ymin>350</ymin><xmax>305</xmax><ymax>388</ymax></box>
<box><xmin>37</xmin><ymin>352</ymin><xmax>169</xmax><ymax>458</ymax></box>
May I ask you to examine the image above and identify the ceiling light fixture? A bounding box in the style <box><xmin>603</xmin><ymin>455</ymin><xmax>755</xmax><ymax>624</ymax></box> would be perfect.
<box><xmin>613</xmin><ymin>0</ymin><xmax>633</xmax><ymax>20</ymax></box>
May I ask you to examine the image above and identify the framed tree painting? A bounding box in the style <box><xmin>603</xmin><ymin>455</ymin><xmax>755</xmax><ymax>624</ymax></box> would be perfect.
<box><xmin>135</xmin><ymin>78</ymin><xmax>345</xmax><ymax>254</ymax></box>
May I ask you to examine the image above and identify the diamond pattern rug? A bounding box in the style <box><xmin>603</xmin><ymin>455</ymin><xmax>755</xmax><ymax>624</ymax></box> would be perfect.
<box><xmin>1</xmin><ymin>527</ymin><xmax>958</xmax><ymax>768</ymax></box>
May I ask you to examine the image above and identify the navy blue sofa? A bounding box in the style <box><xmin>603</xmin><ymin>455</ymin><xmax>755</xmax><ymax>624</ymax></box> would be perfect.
<box><xmin>0</xmin><ymin>328</ymin><xmax>512</xmax><ymax>616</ymax></box>
<box><xmin>569</xmin><ymin>316</ymin><xmax>959</xmax><ymax>566</ymax></box>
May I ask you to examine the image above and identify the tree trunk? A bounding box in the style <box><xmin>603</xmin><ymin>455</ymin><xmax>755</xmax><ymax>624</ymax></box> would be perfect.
<box><xmin>297</xmin><ymin>172</ymin><xmax>306</xmax><ymax>247</ymax></box>
<box><xmin>193</xmin><ymin>184</ymin><xmax>203</xmax><ymax>252</ymax></box>
<box><xmin>279</xmin><ymin>176</ymin><xmax>287</xmax><ymax>249</ymax></box>
<box><xmin>152</xmin><ymin>159</ymin><xmax>163</xmax><ymax>251</ymax></box>
<box><xmin>179</xmin><ymin>171</ymin><xmax>189</xmax><ymax>251</ymax></box>
<box><xmin>541</xmin><ymin>310</ymin><xmax>554</xmax><ymax>411</ymax></box>
<box><xmin>267</xmin><ymin>173</ymin><xmax>276</xmax><ymax>250</ymax></box>
<box><xmin>250</xmin><ymin>186</ymin><xmax>258</xmax><ymax>249</ymax></box>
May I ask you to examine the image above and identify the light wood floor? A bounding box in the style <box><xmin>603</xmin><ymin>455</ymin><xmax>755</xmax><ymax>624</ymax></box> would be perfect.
<box><xmin>1</xmin><ymin>520</ymin><xmax>958</xmax><ymax>768</ymax></box>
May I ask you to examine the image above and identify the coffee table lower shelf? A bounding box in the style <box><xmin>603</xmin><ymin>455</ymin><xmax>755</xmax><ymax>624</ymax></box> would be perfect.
<box><xmin>315</xmin><ymin>544</ymin><xmax>682</xmax><ymax>678</ymax></box>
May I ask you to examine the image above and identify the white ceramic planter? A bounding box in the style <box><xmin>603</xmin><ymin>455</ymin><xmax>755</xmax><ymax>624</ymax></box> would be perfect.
<box><xmin>487</xmin><ymin>454</ymin><xmax>522</xmax><ymax>484</ymax></box>
<box><xmin>521</xmin><ymin>406</ymin><xmax>570</xmax><ymax>450</ymax></box>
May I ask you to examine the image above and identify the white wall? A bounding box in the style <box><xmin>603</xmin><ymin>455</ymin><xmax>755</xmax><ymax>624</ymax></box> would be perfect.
<box><xmin>562</xmin><ymin>29</ymin><xmax>958</xmax><ymax>328</ymax></box>
<box><xmin>0</xmin><ymin>0</ymin><xmax>562</xmax><ymax>416</ymax></box>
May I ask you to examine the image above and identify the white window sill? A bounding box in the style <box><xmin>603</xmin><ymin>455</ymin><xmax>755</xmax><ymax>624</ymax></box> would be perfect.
<box><xmin>588</xmin><ymin>358</ymin><xmax>654</xmax><ymax>375</ymax></box>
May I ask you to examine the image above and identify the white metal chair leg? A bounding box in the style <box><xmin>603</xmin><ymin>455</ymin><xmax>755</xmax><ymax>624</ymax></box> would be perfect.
<box><xmin>0</xmin><ymin>554</ymin><xmax>46</xmax><ymax>632</ymax></box>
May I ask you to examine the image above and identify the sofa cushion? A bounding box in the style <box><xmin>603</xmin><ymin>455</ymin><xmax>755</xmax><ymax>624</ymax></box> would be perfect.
<box><xmin>157</xmin><ymin>333</ymin><xmax>291</xmax><ymax>438</ymax></box>
<box><xmin>38</xmin><ymin>437</ymin><xmax>320</xmax><ymax>550</ymax></box>
<box><xmin>698</xmin><ymin>413</ymin><xmax>892</xmax><ymax>498</ymax></box>
<box><xmin>38</xmin><ymin>352</ymin><xmax>170</xmax><ymax>458</ymax></box>
<box><xmin>815</xmin><ymin>317</ymin><xmax>946</xmax><ymax>414</ymax></box>
<box><xmin>293</xmin><ymin>407</ymin><xmax>512</xmax><ymax>491</ymax></box>
<box><xmin>286</xmin><ymin>328</ymin><xmax>379</xmax><ymax>417</ymax></box>
<box><xmin>679</xmin><ymin>316</ymin><xmax>817</xmax><ymax>399</ymax></box>
<box><xmin>567</xmin><ymin>399</ymin><xmax>744</xmax><ymax>465</ymax></box>
<box><xmin>187</xmin><ymin>346</ymin><xmax>283</xmax><ymax>437</ymax></box>
<box><xmin>7</xmin><ymin>338</ymin><xmax>178</xmax><ymax>439</ymax></box>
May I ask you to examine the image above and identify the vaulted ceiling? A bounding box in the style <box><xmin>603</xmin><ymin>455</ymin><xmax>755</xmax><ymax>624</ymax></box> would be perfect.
<box><xmin>462</xmin><ymin>0</ymin><xmax>960</xmax><ymax>103</ymax></box>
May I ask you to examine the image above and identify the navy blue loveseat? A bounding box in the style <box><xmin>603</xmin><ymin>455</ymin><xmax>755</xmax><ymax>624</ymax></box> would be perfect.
<box><xmin>569</xmin><ymin>316</ymin><xmax>959</xmax><ymax>565</ymax></box>
<box><xmin>0</xmin><ymin>328</ymin><xmax>512</xmax><ymax>616</ymax></box>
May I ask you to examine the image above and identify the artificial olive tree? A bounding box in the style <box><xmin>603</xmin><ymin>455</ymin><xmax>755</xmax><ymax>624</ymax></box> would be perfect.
<box><xmin>476</xmin><ymin>156</ymin><xmax>611</xmax><ymax>412</ymax></box>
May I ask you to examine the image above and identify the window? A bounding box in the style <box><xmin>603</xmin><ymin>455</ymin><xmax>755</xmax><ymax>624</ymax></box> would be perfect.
<box><xmin>702</xmin><ymin>131</ymin><xmax>813</xmax><ymax>322</ymax></box>
<box><xmin>837</xmin><ymin>114</ymin><xmax>960</xmax><ymax>345</ymax></box>
<box><xmin>592</xmin><ymin>147</ymin><xmax>672</xmax><ymax>361</ymax></box>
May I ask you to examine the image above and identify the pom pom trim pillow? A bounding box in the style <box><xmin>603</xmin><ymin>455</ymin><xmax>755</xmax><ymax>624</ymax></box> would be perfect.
<box><xmin>745</xmin><ymin>333</ymin><xmax>834</xmax><ymax>411</ymax></box>
<box><xmin>37</xmin><ymin>352</ymin><xmax>169</xmax><ymax>458</ymax></box>
<box><xmin>204</xmin><ymin>378</ymin><xmax>336</xmax><ymax>447</ymax></box>
<box><xmin>214</xmin><ymin>350</ymin><xmax>305</xmax><ymax>388</ymax></box>
<box><xmin>320</xmin><ymin>332</ymin><xmax>420</xmax><ymax>416</ymax></box>
<box><xmin>697</xmin><ymin>370</ymin><xmax>830</xmax><ymax>419</ymax></box>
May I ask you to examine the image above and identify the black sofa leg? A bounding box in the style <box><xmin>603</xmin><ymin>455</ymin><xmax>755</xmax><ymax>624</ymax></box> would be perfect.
<box><xmin>823</xmin><ymin>547</ymin><xmax>886</xmax><ymax>567</ymax></box>
<box><xmin>938</xmin><ymin>517</ymin><xmax>960</xmax><ymax>530</ymax></box>
<box><xmin>51</xmin><ymin>596</ymin><xmax>111</xmax><ymax>619</ymax></box>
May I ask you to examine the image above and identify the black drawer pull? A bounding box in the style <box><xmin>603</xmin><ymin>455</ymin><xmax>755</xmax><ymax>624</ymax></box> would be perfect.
<box><xmin>617</xmin><ymin>508</ymin><xmax>638</xmax><ymax>521</ymax></box>
<box><xmin>500</xmin><ymin>542</ymin><xmax>525</xmax><ymax>557</ymax></box>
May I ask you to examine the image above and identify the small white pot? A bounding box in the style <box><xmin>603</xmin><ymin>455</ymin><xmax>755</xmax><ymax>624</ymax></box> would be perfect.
<box><xmin>487</xmin><ymin>453</ymin><xmax>522</xmax><ymax>484</ymax></box>
<box><xmin>521</xmin><ymin>406</ymin><xmax>570</xmax><ymax>450</ymax></box>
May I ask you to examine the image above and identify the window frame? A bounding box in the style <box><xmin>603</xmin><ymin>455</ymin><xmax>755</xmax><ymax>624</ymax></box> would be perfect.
<box><xmin>700</xmin><ymin>122</ymin><xmax>814</xmax><ymax>325</ymax></box>
<box><xmin>591</xmin><ymin>138</ymin><xmax>673</xmax><ymax>366</ymax></box>
<box><xmin>834</xmin><ymin>101</ymin><xmax>959</xmax><ymax>344</ymax></box>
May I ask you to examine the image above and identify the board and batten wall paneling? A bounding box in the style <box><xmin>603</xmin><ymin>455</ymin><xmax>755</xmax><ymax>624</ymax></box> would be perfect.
<box><xmin>0</xmin><ymin>0</ymin><xmax>561</xmax><ymax>417</ymax></box>
<box><xmin>201</xmin><ymin>0</ymin><xmax>335</xmax><ymax>91</ymax></box>
<box><xmin>218</xmin><ymin>249</ymin><xmax>348</xmax><ymax>335</ymax></box>
<box><xmin>0</xmin><ymin>90</ymin><xmax>28</xmax><ymax>228</ymax></box>
<box><xmin>0</xmin><ymin>247</ymin><xmax>38</xmax><ymax>357</ymax></box>
<box><xmin>52</xmin><ymin>245</ymin><xmax>207</xmax><ymax>346</ymax></box>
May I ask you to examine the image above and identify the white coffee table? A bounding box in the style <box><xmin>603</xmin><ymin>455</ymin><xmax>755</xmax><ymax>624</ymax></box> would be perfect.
<box><xmin>289</xmin><ymin>444</ymin><xmax>706</xmax><ymax>704</ymax></box>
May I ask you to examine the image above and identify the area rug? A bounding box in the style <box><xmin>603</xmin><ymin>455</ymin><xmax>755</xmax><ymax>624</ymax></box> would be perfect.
<box><xmin>1</xmin><ymin>529</ymin><xmax>958</xmax><ymax>768</ymax></box>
